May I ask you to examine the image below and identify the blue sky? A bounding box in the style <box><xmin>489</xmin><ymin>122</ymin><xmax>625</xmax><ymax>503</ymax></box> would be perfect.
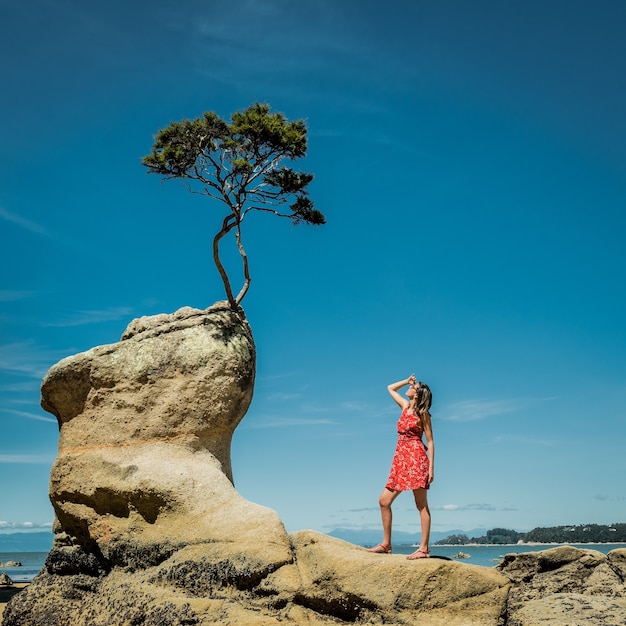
<box><xmin>1</xmin><ymin>0</ymin><xmax>625</xmax><ymax>539</ymax></box>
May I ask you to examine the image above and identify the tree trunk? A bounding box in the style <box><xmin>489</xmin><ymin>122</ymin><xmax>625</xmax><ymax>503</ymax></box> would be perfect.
<box><xmin>234</xmin><ymin>224</ymin><xmax>251</xmax><ymax>305</ymax></box>
<box><xmin>213</xmin><ymin>216</ymin><xmax>237</xmax><ymax>309</ymax></box>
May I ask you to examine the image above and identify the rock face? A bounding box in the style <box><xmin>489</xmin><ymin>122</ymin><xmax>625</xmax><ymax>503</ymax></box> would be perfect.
<box><xmin>497</xmin><ymin>546</ymin><xmax>626</xmax><ymax>625</ymax></box>
<box><xmin>4</xmin><ymin>304</ymin><xmax>291</xmax><ymax>624</ymax></box>
<box><xmin>39</xmin><ymin>303</ymin><xmax>288</xmax><ymax>566</ymax></box>
<box><xmin>6</xmin><ymin>529</ymin><xmax>509</xmax><ymax>626</ymax></box>
<box><xmin>4</xmin><ymin>304</ymin><xmax>626</xmax><ymax>625</ymax></box>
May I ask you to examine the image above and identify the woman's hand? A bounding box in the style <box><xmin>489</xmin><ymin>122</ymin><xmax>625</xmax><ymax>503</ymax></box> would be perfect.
<box><xmin>408</xmin><ymin>373</ymin><xmax>416</xmax><ymax>385</ymax></box>
<box><xmin>428</xmin><ymin>471</ymin><xmax>434</xmax><ymax>485</ymax></box>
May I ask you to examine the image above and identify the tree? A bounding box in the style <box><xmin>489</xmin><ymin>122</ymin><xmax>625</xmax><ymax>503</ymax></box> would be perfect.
<box><xmin>434</xmin><ymin>533</ymin><xmax>470</xmax><ymax>546</ymax></box>
<box><xmin>142</xmin><ymin>103</ymin><xmax>325</xmax><ymax>310</ymax></box>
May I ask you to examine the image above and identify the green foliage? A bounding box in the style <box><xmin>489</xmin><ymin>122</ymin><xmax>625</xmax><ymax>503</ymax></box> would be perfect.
<box><xmin>142</xmin><ymin>102</ymin><xmax>325</xmax><ymax>308</ymax></box>
<box><xmin>435</xmin><ymin>530</ymin><xmax>521</xmax><ymax>545</ymax></box>
<box><xmin>435</xmin><ymin>523</ymin><xmax>626</xmax><ymax>545</ymax></box>
<box><xmin>482</xmin><ymin>528</ymin><xmax>524</xmax><ymax>544</ymax></box>
<box><xmin>437</xmin><ymin>533</ymin><xmax>470</xmax><ymax>545</ymax></box>
<box><xmin>523</xmin><ymin>523</ymin><xmax>626</xmax><ymax>543</ymax></box>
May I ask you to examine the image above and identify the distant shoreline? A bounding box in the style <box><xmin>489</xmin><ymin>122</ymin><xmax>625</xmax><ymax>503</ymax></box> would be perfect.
<box><xmin>428</xmin><ymin>541</ymin><xmax>626</xmax><ymax>547</ymax></box>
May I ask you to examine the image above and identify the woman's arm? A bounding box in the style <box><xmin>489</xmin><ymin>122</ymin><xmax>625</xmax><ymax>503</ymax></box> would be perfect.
<box><xmin>387</xmin><ymin>375</ymin><xmax>415</xmax><ymax>408</ymax></box>
<box><xmin>422</xmin><ymin>414</ymin><xmax>435</xmax><ymax>484</ymax></box>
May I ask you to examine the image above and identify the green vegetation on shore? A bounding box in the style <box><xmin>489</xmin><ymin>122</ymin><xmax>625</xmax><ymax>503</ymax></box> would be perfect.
<box><xmin>435</xmin><ymin>523</ymin><xmax>626</xmax><ymax>545</ymax></box>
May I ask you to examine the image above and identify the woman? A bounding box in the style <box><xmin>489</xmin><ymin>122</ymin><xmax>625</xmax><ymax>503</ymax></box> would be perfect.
<box><xmin>367</xmin><ymin>374</ymin><xmax>434</xmax><ymax>559</ymax></box>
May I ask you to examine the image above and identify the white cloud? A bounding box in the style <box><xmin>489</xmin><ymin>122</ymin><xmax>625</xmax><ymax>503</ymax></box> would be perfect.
<box><xmin>0</xmin><ymin>454</ymin><xmax>54</xmax><ymax>464</ymax></box>
<box><xmin>266</xmin><ymin>392</ymin><xmax>301</xmax><ymax>402</ymax></box>
<box><xmin>256</xmin><ymin>371</ymin><xmax>302</xmax><ymax>383</ymax></box>
<box><xmin>0</xmin><ymin>381</ymin><xmax>40</xmax><ymax>394</ymax></box>
<box><xmin>441</xmin><ymin>398</ymin><xmax>524</xmax><ymax>422</ymax></box>
<box><xmin>2</xmin><ymin>408</ymin><xmax>57</xmax><ymax>424</ymax></box>
<box><xmin>189</xmin><ymin>1</ymin><xmax>341</xmax><ymax>68</ymax></box>
<box><xmin>180</xmin><ymin>0</ymin><xmax>380</xmax><ymax>107</ymax></box>
<box><xmin>345</xmin><ymin>507</ymin><xmax>380</xmax><ymax>514</ymax></box>
<box><xmin>441</xmin><ymin>396</ymin><xmax>559</xmax><ymax>422</ymax></box>
<box><xmin>245</xmin><ymin>416</ymin><xmax>337</xmax><ymax>429</ymax></box>
<box><xmin>492</xmin><ymin>433</ymin><xmax>555</xmax><ymax>447</ymax></box>
<box><xmin>339</xmin><ymin>401</ymin><xmax>371</xmax><ymax>412</ymax></box>
<box><xmin>434</xmin><ymin>503</ymin><xmax>498</xmax><ymax>512</ymax></box>
<box><xmin>0</xmin><ymin>520</ymin><xmax>53</xmax><ymax>531</ymax></box>
<box><xmin>0</xmin><ymin>341</ymin><xmax>61</xmax><ymax>378</ymax></box>
<box><xmin>0</xmin><ymin>206</ymin><xmax>49</xmax><ymax>236</ymax></box>
<box><xmin>42</xmin><ymin>306</ymin><xmax>134</xmax><ymax>327</ymax></box>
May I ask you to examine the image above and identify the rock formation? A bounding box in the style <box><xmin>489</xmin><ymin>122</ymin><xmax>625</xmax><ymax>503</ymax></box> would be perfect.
<box><xmin>37</xmin><ymin>303</ymin><xmax>285</xmax><ymax>570</ymax></box>
<box><xmin>3</xmin><ymin>304</ymin><xmax>626</xmax><ymax>625</ymax></box>
<box><xmin>497</xmin><ymin>545</ymin><xmax>626</xmax><ymax>625</ymax></box>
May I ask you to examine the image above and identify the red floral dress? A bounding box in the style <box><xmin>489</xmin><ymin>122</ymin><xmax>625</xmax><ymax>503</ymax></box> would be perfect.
<box><xmin>385</xmin><ymin>408</ymin><xmax>430</xmax><ymax>491</ymax></box>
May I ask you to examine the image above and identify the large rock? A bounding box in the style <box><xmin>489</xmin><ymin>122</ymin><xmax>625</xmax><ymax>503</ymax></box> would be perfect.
<box><xmin>3</xmin><ymin>304</ymin><xmax>295</xmax><ymax>625</ymax></box>
<box><xmin>5</xmin><ymin>304</ymin><xmax>624</xmax><ymax>624</ymax></box>
<box><xmin>497</xmin><ymin>546</ymin><xmax>626</xmax><ymax>625</ymax></box>
<box><xmin>6</xmin><ymin>530</ymin><xmax>510</xmax><ymax>625</ymax></box>
<box><xmin>38</xmin><ymin>303</ymin><xmax>290</xmax><ymax>567</ymax></box>
<box><xmin>286</xmin><ymin>531</ymin><xmax>509</xmax><ymax>625</ymax></box>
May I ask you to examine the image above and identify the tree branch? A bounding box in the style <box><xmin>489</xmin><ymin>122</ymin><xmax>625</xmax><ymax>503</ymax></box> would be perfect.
<box><xmin>213</xmin><ymin>214</ymin><xmax>238</xmax><ymax>309</ymax></box>
<box><xmin>241</xmin><ymin>205</ymin><xmax>294</xmax><ymax>219</ymax></box>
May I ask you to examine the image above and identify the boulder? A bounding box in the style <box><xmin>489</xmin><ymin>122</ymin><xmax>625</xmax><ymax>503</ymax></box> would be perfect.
<box><xmin>6</xmin><ymin>530</ymin><xmax>510</xmax><ymax>625</ymax></box>
<box><xmin>286</xmin><ymin>531</ymin><xmax>509</xmax><ymax>625</ymax></box>
<box><xmin>497</xmin><ymin>546</ymin><xmax>626</xmax><ymax>625</ymax></box>
<box><xmin>608</xmin><ymin>547</ymin><xmax>626</xmax><ymax>579</ymax></box>
<box><xmin>39</xmin><ymin>303</ymin><xmax>292</xmax><ymax>569</ymax></box>
<box><xmin>4</xmin><ymin>304</ymin><xmax>295</xmax><ymax>625</ymax></box>
<box><xmin>0</xmin><ymin>572</ymin><xmax>13</xmax><ymax>586</ymax></box>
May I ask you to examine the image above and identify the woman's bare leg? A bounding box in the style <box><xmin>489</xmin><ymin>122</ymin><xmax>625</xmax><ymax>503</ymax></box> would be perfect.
<box><xmin>412</xmin><ymin>488</ymin><xmax>431</xmax><ymax>552</ymax></box>
<box><xmin>378</xmin><ymin>487</ymin><xmax>400</xmax><ymax>547</ymax></box>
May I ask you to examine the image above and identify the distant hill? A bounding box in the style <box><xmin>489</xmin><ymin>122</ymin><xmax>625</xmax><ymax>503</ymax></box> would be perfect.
<box><xmin>0</xmin><ymin>532</ymin><xmax>54</xmax><ymax>552</ymax></box>
<box><xmin>435</xmin><ymin>523</ymin><xmax>626</xmax><ymax>545</ymax></box>
<box><xmin>328</xmin><ymin>527</ymin><xmax>488</xmax><ymax>546</ymax></box>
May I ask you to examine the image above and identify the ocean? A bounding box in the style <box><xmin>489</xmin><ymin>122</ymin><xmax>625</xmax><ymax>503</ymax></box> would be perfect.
<box><xmin>2</xmin><ymin>544</ymin><xmax>625</xmax><ymax>582</ymax></box>
<box><xmin>0</xmin><ymin>552</ymin><xmax>48</xmax><ymax>583</ymax></box>
<box><xmin>393</xmin><ymin>542</ymin><xmax>626</xmax><ymax>567</ymax></box>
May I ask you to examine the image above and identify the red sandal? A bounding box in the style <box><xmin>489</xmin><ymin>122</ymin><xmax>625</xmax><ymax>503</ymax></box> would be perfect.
<box><xmin>366</xmin><ymin>543</ymin><xmax>392</xmax><ymax>554</ymax></box>
<box><xmin>407</xmin><ymin>549</ymin><xmax>430</xmax><ymax>560</ymax></box>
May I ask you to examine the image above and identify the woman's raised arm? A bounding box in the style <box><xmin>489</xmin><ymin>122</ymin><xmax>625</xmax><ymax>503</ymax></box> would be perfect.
<box><xmin>387</xmin><ymin>374</ymin><xmax>415</xmax><ymax>408</ymax></box>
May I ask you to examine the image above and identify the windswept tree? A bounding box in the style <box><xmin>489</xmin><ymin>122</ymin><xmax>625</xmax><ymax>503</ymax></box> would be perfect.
<box><xmin>142</xmin><ymin>103</ymin><xmax>325</xmax><ymax>310</ymax></box>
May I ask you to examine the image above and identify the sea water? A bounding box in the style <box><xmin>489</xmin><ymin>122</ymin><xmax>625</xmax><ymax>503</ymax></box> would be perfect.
<box><xmin>2</xmin><ymin>544</ymin><xmax>626</xmax><ymax>582</ymax></box>
<box><xmin>0</xmin><ymin>552</ymin><xmax>48</xmax><ymax>582</ymax></box>
<box><xmin>393</xmin><ymin>543</ymin><xmax>626</xmax><ymax>567</ymax></box>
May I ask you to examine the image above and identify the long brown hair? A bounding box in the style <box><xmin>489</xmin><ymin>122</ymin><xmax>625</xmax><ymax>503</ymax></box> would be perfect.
<box><xmin>414</xmin><ymin>382</ymin><xmax>432</xmax><ymax>419</ymax></box>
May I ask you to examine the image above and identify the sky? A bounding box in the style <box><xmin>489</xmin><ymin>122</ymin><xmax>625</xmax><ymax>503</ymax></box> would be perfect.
<box><xmin>1</xmin><ymin>0</ymin><xmax>625</xmax><ymax>540</ymax></box>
